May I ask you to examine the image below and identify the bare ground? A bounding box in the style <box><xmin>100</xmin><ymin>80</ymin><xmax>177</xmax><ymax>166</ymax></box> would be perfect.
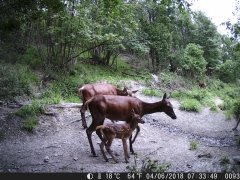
<box><xmin>0</xmin><ymin>82</ymin><xmax>239</xmax><ymax>173</ymax></box>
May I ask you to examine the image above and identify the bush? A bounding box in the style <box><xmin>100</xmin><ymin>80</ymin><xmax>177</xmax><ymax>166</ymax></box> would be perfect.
<box><xmin>22</xmin><ymin>116</ymin><xmax>38</xmax><ymax>132</ymax></box>
<box><xmin>217</xmin><ymin>60</ymin><xmax>237</xmax><ymax>83</ymax></box>
<box><xmin>126</xmin><ymin>155</ymin><xmax>170</xmax><ymax>173</ymax></box>
<box><xmin>0</xmin><ymin>63</ymin><xmax>38</xmax><ymax>100</ymax></box>
<box><xmin>21</xmin><ymin>46</ymin><xmax>42</xmax><ymax>69</ymax></box>
<box><xmin>15</xmin><ymin>101</ymin><xmax>44</xmax><ymax>118</ymax></box>
<box><xmin>142</xmin><ymin>88</ymin><xmax>161</xmax><ymax>97</ymax></box>
<box><xmin>180</xmin><ymin>99</ymin><xmax>201</xmax><ymax>112</ymax></box>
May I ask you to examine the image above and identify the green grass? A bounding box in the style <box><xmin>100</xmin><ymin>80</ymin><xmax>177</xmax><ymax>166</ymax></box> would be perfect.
<box><xmin>220</xmin><ymin>155</ymin><xmax>230</xmax><ymax>165</ymax></box>
<box><xmin>15</xmin><ymin>101</ymin><xmax>44</xmax><ymax>118</ymax></box>
<box><xmin>126</xmin><ymin>155</ymin><xmax>170</xmax><ymax>173</ymax></box>
<box><xmin>142</xmin><ymin>88</ymin><xmax>162</xmax><ymax>97</ymax></box>
<box><xmin>180</xmin><ymin>99</ymin><xmax>202</xmax><ymax>112</ymax></box>
<box><xmin>22</xmin><ymin>116</ymin><xmax>38</xmax><ymax>132</ymax></box>
<box><xmin>189</xmin><ymin>141</ymin><xmax>198</xmax><ymax>150</ymax></box>
<box><xmin>0</xmin><ymin>131</ymin><xmax>4</xmax><ymax>140</ymax></box>
<box><xmin>0</xmin><ymin>63</ymin><xmax>39</xmax><ymax>100</ymax></box>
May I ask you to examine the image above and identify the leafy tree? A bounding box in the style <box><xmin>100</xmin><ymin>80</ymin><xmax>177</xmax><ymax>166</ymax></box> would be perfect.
<box><xmin>192</xmin><ymin>11</ymin><xmax>221</xmax><ymax>75</ymax></box>
<box><xmin>180</xmin><ymin>43</ymin><xmax>207</xmax><ymax>78</ymax></box>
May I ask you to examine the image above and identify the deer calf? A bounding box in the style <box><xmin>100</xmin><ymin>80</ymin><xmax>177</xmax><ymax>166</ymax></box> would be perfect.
<box><xmin>96</xmin><ymin>109</ymin><xmax>145</xmax><ymax>163</ymax></box>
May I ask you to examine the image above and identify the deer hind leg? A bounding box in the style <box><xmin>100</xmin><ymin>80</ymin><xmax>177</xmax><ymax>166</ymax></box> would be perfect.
<box><xmin>105</xmin><ymin>138</ymin><xmax>118</xmax><ymax>163</ymax></box>
<box><xmin>122</xmin><ymin>138</ymin><xmax>129</xmax><ymax>163</ymax></box>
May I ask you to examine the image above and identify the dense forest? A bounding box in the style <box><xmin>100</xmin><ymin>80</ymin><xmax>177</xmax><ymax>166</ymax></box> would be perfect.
<box><xmin>0</xmin><ymin>0</ymin><xmax>240</xmax><ymax>129</ymax></box>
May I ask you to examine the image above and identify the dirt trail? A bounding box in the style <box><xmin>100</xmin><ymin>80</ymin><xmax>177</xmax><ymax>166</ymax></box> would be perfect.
<box><xmin>0</xmin><ymin>83</ymin><xmax>239</xmax><ymax>173</ymax></box>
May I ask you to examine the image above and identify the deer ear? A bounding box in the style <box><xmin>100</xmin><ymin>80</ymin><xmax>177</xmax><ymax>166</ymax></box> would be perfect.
<box><xmin>162</xmin><ymin>93</ymin><xmax>167</xmax><ymax>101</ymax></box>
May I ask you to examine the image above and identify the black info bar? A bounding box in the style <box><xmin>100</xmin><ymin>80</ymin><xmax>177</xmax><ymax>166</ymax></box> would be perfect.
<box><xmin>1</xmin><ymin>172</ymin><xmax>240</xmax><ymax>180</ymax></box>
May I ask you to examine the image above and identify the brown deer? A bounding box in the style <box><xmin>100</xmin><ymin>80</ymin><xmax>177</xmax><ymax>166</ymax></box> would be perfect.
<box><xmin>199</xmin><ymin>81</ymin><xmax>207</xmax><ymax>88</ymax></box>
<box><xmin>85</xmin><ymin>93</ymin><xmax>177</xmax><ymax>157</ymax></box>
<box><xmin>96</xmin><ymin>109</ymin><xmax>145</xmax><ymax>163</ymax></box>
<box><xmin>78</xmin><ymin>83</ymin><xmax>138</xmax><ymax>128</ymax></box>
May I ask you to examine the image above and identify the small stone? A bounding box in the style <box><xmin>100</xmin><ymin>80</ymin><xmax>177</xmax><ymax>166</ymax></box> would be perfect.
<box><xmin>186</xmin><ymin>164</ymin><xmax>192</xmax><ymax>168</ymax></box>
<box><xmin>73</xmin><ymin>157</ymin><xmax>78</xmax><ymax>161</ymax></box>
<box><xmin>44</xmin><ymin>156</ymin><xmax>49</xmax><ymax>162</ymax></box>
<box><xmin>233</xmin><ymin>156</ymin><xmax>240</xmax><ymax>164</ymax></box>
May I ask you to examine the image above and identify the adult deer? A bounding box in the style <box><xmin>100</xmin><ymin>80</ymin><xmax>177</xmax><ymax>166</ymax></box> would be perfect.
<box><xmin>78</xmin><ymin>83</ymin><xmax>138</xmax><ymax>128</ymax></box>
<box><xmin>85</xmin><ymin>93</ymin><xmax>177</xmax><ymax>157</ymax></box>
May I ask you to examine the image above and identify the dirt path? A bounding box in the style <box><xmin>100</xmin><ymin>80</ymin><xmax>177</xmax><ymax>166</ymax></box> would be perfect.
<box><xmin>0</xmin><ymin>84</ymin><xmax>239</xmax><ymax>173</ymax></box>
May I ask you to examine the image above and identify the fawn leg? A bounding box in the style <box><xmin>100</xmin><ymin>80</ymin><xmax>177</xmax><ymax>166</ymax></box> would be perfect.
<box><xmin>99</xmin><ymin>139</ymin><xmax>108</xmax><ymax>162</ymax></box>
<box><xmin>105</xmin><ymin>139</ymin><xmax>118</xmax><ymax>163</ymax></box>
<box><xmin>122</xmin><ymin>139</ymin><xmax>129</xmax><ymax>163</ymax></box>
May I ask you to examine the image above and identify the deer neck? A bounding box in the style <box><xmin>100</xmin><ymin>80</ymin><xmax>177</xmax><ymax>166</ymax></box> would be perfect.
<box><xmin>141</xmin><ymin>101</ymin><xmax>164</xmax><ymax>115</ymax></box>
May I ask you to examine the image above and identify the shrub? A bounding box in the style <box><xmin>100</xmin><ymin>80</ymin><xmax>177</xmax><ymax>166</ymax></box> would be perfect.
<box><xmin>126</xmin><ymin>155</ymin><xmax>170</xmax><ymax>173</ymax></box>
<box><xmin>180</xmin><ymin>99</ymin><xmax>201</xmax><ymax>112</ymax></box>
<box><xmin>15</xmin><ymin>101</ymin><xmax>44</xmax><ymax>118</ymax></box>
<box><xmin>142</xmin><ymin>88</ymin><xmax>161</xmax><ymax>97</ymax></box>
<box><xmin>22</xmin><ymin>116</ymin><xmax>38</xmax><ymax>132</ymax></box>
<box><xmin>140</xmin><ymin>158</ymin><xmax>170</xmax><ymax>173</ymax></box>
<box><xmin>0</xmin><ymin>63</ymin><xmax>38</xmax><ymax>100</ymax></box>
<box><xmin>217</xmin><ymin>60</ymin><xmax>237</xmax><ymax>83</ymax></box>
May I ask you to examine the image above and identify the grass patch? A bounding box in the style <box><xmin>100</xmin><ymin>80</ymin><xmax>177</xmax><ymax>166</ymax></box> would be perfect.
<box><xmin>142</xmin><ymin>88</ymin><xmax>161</xmax><ymax>97</ymax></box>
<box><xmin>22</xmin><ymin>116</ymin><xmax>38</xmax><ymax>132</ymax></box>
<box><xmin>220</xmin><ymin>155</ymin><xmax>230</xmax><ymax>165</ymax></box>
<box><xmin>0</xmin><ymin>63</ymin><xmax>39</xmax><ymax>100</ymax></box>
<box><xmin>180</xmin><ymin>99</ymin><xmax>201</xmax><ymax>112</ymax></box>
<box><xmin>0</xmin><ymin>131</ymin><xmax>4</xmax><ymax>140</ymax></box>
<box><xmin>15</xmin><ymin>101</ymin><xmax>44</xmax><ymax>118</ymax></box>
<box><xmin>210</xmin><ymin>104</ymin><xmax>218</xmax><ymax>112</ymax></box>
<box><xmin>189</xmin><ymin>140</ymin><xmax>198</xmax><ymax>150</ymax></box>
<box><xmin>126</xmin><ymin>155</ymin><xmax>170</xmax><ymax>173</ymax></box>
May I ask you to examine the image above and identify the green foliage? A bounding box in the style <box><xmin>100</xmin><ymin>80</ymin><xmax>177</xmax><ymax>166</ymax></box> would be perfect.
<box><xmin>22</xmin><ymin>116</ymin><xmax>38</xmax><ymax>132</ymax></box>
<box><xmin>180</xmin><ymin>99</ymin><xmax>201</xmax><ymax>112</ymax></box>
<box><xmin>210</xmin><ymin>104</ymin><xmax>218</xmax><ymax>112</ymax></box>
<box><xmin>220</xmin><ymin>156</ymin><xmax>230</xmax><ymax>165</ymax></box>
<box><xmin>140</xmin><ymin>158</ymin><xmax>170</xmax><ymax>173</ymax></box>
<box><xmin>189</xmin><ymin>141</ymin><xmax>198</xmax><ymax>150</ymax></box>
<box><xmin>217</xmin><ymin>60</ymin><xmax>237</xmax><ymax>83</ymax></box>
<box><xmin>180</xmin><ymin>43</ymin><xmax>207</xmax><ymax>78</ymax></box>
<box><xmin>15</xmin><ymin>101</ymin><xmax>44</xmax><ymax>118</ymax></box>
<box><xmin>142</xmin><ymin>88</ymin><xmax>161</xmax><ymax>97</ymax></box>
<box><xmin>173</xmin><ymin>87</ymin><xmax>215</xmax><ymax>112</ymax></box>
<box><xmin>126</xmin><ymin>155</ymin><xmax>170</xmax><ymax>173</ymax></box>
<box><xmin>21</xmin><ymin>46</ymin><xmax>42</xmax><ymax>69</ymax></box>
<box><xmin>0</xmin><ymin>131</ymin><xmax>4</xmax><ymax>140</ymax></box>
<box><xmin>0</xmin><ymin>63</ymin><xmax>38</xmax><ymax>100</ymax></box>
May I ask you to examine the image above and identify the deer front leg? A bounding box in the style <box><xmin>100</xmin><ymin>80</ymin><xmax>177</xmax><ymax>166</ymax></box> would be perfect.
<box><xmin>80</xmin><ymin>104</ymin><xmax>87</xmax><ymax>129</ymax></box>
<box><xmin>99</xmin><ymin>140</ymin><xmax>108</xmax><ymax>162</ymax></box>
